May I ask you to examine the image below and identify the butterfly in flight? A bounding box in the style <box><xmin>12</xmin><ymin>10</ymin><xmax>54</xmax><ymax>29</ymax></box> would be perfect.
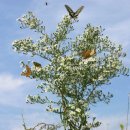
<box><xmin>45</xmin><ymin>2</ymin><xmax>48</xmax><ymax>6</ymax></box>
<box><xmin>21</xmin><ymin>65</ymin><xmax>31</xmax><ymax>77</ymax></box>
<box><xmin>65</xmin><ymin>5</ymin><xmax>84</xmax><ymax>19</ymax></box>
<box><xmin>81</xmin><ymin>49</ymin><xmax>96</xmax><ymax>59</ymax></box>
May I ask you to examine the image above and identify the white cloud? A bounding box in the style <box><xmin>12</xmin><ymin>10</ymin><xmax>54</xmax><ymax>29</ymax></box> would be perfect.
<box><xmin>0</xmin><ymin>73</ymin><xmax>34</xmax><ymax>107</ymax></box>
<box><xmin>0</xmin><ymin>73</ymin><xmax>26</xmax><ymax>92</ymax></box>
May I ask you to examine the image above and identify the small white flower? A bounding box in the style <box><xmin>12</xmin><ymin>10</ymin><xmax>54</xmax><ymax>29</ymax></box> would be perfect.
<box><xmin>76</xmin><ymin>108</ymin><xmax>81</xmax><ymax>113</ymax></box>
<box><xmin>70</xmin><ymin>111</ymin><xmax>76</xmax><ymax>115</ymax></box>
<box><xmin>44</xmin><ymin>87</ymin><xmax>49</xmax><ymax>92</ymax></box>
<box><xmin>98</xmin><ymin>75</ymin><xmax>103</xmax><ymax>80</ymax></box>
<box><xmin>83</xmin><ymin>57</ymin><xmax>96</xmax><ymax>64</ymax></box>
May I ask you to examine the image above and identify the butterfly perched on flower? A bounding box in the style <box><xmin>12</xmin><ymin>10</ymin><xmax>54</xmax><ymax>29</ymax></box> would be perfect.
<box><xmin>33</xmin><ymin>62</ymin><xmax>42</xmax><ymax>68</ymax></box>
<box><xmin>33</xmin><ymin>62</ymin><xmax>42</xmax><ymax>71</ymax></box>
<box><xmin>80</xmin><ymin>49</ymin><xmax>96</xmax><ymax>59</ymax></box>
<box><xmin>21</xmin><ymin>65</ymin><xmax>31</xmax><ymax>77</ymax></box>
<box><xmin>65</xmin><ymin>5</ymin><xmax>84</xmax><ymax>19</ymax></box>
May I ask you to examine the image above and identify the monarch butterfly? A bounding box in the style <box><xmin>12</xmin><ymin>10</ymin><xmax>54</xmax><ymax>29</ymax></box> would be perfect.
<box><xmin>81</xmin><ymin>49</ymin><xmax>96</xmax><ymax>59</ymax></box>
<box><xmin>65</xmin><ymin>5</ymin><xmax>84</xmax><ymax>19</ymax></box>
<box><xmin>21</xmin><ymin>65</ymin><xmax>31</xmax><ymax>77</ymax></box>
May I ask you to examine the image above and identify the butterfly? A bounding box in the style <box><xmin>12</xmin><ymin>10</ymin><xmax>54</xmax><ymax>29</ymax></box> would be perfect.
<box><xmin>45</xmin><ymin>2</ymin><xmax>48</xmax><ymax>6</ymax></box>
<box><xmin>81</xmin><ymin>49</ymin><xmax>96</xmax><ymax>59</ymax></box>
<box><xmin>33</xmin><ymin>62</ymin><xmax>42</xmax><ymax>71</ymax></box>
<box><xmin>33</xmin><ymin>62</ymin><xmax>42</xmax><ymax>68</ymax></box>
<box><xmin>21</xmin><ymin>65</ymin><xmax>31</xmax><ymax>77</ymax></box>
<box><xmin>65</xmin><ymin>5</ymin><xmax>84</xmax><ymax>19</ymax></box>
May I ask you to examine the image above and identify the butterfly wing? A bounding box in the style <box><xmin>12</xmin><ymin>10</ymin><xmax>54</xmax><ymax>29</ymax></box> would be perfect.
<box><xmin>81</xmin><ymin>49</ymin><xmax>96</xmax><ymax>59</ymax></box>
<box><xmin>33</xmin><ymin>62</ymin><xmax>42</xmax><ymax>68</ymax></box>
<box><xmin>81</xmin><ymin>50</ymin><xmax>91</xmax><ymax>59</ymax></box>
<box><xmin>75</xmin><ymin>6</ymin><xmax>84</xmax><ymax>18</ymax></box>
<box><xmin>45</xmin><ymin>2</ymin><xmax>48</xmax><ymax>6</ymax></box>
<box><xmin>26</xmin><ymin>65</ymin><xmax>31</xmax><ymax>77</ymax></box>
<box><xmin>21</xmin><ymin>65</ymin><xmax>31</xmax><ymax>77</ymax></box>
<box><xmin>33</xmin><ymin>62</ymin><xmax>42</xmax><ymax>71</ymax></box>
<box><xmin>90</xmin><ymin>49</ymin><xmax>96</xmax><ymax>56</ymax></box>
<box><xmin>65</xmin><ymin>5</ymin><xmax>75</xmax><ymax>18</ymax></box>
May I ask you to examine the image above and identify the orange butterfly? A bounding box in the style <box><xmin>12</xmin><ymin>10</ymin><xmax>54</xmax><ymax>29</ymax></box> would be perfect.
<box><xmin>80</xmin><ymin>49</ymin><xmax>96</xmax><ymax>59</ymax></box>
<box><xmin>21</xmin><ymin>65</ymin><xmax>31</xmax><ymax>77</ymax></box>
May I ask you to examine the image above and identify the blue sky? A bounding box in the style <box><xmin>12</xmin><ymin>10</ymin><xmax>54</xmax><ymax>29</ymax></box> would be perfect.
<box><xmin>0</xmin><ymin>0</ymin><xmax>130</xmax><ymax>130</ymax></box>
